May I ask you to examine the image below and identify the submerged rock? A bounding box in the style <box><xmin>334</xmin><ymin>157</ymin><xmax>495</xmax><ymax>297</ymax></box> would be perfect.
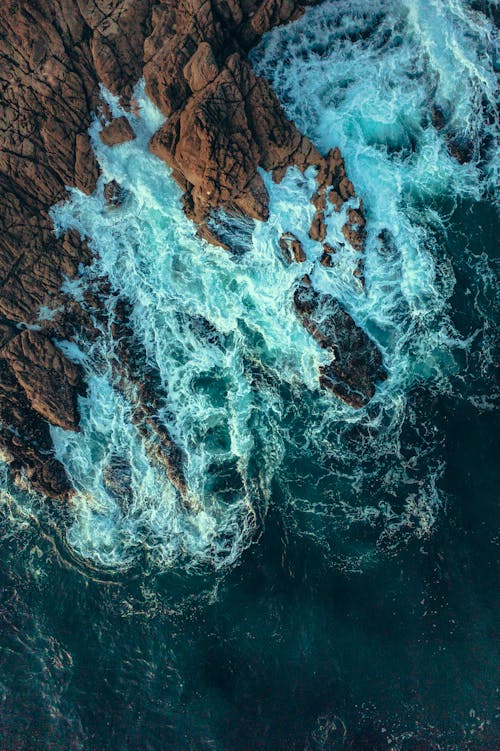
<box><xmin>280</xmin><ymin>232</ymin><xmax>306</xmax><ymax>263</ymax></box>
<box><xmin>104</xmin><ymin>180</ymin><xmax>124</xmax><ymax>207</ymax></box>
<box><xmin>293</xmin><ymin>279</ymin><xmax>386</xmax><ymax>408</ymax></box>
<box><xmin>320</xmin><ymin>251</ymin><xmax>333</xmax><ymax>268</ymax></box>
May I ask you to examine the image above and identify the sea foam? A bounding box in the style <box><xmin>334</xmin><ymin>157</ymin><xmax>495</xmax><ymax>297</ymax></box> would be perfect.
<box><xmin>2</xmin><ymin>0</ymin><xmax>497</xmax><ymax>572</ymax></box>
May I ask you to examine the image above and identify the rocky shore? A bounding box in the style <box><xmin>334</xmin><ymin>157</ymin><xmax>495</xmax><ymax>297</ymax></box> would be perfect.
<box><xmin>0</xmin><ymin>0</ymin><xmax>385</xmax><ymax>500</ymax></box>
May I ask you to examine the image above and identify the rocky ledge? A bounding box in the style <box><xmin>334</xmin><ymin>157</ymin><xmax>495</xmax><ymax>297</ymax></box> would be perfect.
<box><xmin>0</xmin><ymin>0</ymin><xmax>385</xmax><ymax>501</ymax></box>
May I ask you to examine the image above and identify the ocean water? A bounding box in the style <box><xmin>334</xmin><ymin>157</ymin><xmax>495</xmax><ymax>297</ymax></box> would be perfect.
<box><xmin>0</xmin><ymin>1</ymin><xmax>498</xmax><ymax>748</ymax></box>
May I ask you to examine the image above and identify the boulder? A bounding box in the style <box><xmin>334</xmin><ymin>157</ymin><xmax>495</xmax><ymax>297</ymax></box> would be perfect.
<box><xmin>99</xmin><ymin>116</ymin><xmax>136</xmax><ymax>146</ymax></box>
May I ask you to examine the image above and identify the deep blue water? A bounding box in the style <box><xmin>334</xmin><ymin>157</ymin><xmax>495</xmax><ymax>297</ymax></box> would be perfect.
<box><xmin>0</xmin><ymin>1</ymin><xmax>499</xmax><ymax>749</ymax></box>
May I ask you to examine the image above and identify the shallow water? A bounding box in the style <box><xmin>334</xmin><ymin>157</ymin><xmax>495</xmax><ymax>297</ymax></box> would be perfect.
<box><xmin>0</xmin><ymin>1</ymin><xmax>498</xmax><ymax>748</ymax></box>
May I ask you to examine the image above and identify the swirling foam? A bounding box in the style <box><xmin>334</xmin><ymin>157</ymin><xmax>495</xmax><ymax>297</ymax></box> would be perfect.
<box><xmin>2</xmin><ymin>0</ymin><xmax>497</xmax><ymax>571</ymax></box>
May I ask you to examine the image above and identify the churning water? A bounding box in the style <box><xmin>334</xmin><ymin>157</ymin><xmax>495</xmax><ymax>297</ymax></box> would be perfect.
<box><xmin>37</xmin><ymin>0</ymin><xmax>497</xmax><ymax>572</ymax></box>
<box><xmin>0</xmin><ymin>1</ymin><xmax>498</xmax><ymax>749</ymax></box>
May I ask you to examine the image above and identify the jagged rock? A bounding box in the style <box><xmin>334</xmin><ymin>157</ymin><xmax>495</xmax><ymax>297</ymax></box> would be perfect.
<box><xmin>99</xmin><ymin>116</ymin><xmax>136</xmax><ymax>147</ymax></box>
<box><xmin>328</xmin><ymin>189</ymin><xmax>344</xmax><ymax>212</ymax></box>
<box><xmin>342</xmin><ymin>207</ymin><xmax>367</xmax><ymax>252</ymax></box>
<box><xmin>293</xmin><ymin>280</ymin><xmax>386</xmax><ymax>408</ymax></box>
<box><xmin>338</xmin><ymin>176</ymin><xmax>355</xmax><ymax>201</ymax></box>
<box><xmin>146</xmin><ymin>3</ymin><xmax>324</xmax><ymax>227</ymax></box>
<box><xmin>75</xmin><ymin>132</ymin><xmax>100</xmax><ymax>195</ymax></box>
<box><xmin>183</xmin><ymin>42</ymin><xmax>219</xmax><ymax>92</ymax></box>
<box><xmin>320</xmin><ymin>251</ymin><xmax>333</xmax><ymax>268</ymax></box>
<box><xmin>233</xmin><ymin>173</ymin><xmax>270</xmax><ymax>221</ymax></box>
<box><xmin>3</xmin><ymin>330</ymin><xmax>83</xmax><ymax>430</ymax></box>
<box><xmin>104</xmin><ymin>180</ymin><xmax>124</xmax><ymax>207</ymax></box>
<box><xmin>0</xmin><ymin>0</ymin><xmax>374</xmax><ymax>498</ymax></box>
<box><xmin>279</xmin><ymin>232</ymin><xmax>306</xmax><ymax>263</ymax></box>
<box><xmin>309</xmin><ymin>210</ymin><xmax>327</xmax><ymax>242</ymax></box>
<box><xmin>0</xmin><ymin>1</ymin><xmax>154</xmax><ymax>498</ymax></box>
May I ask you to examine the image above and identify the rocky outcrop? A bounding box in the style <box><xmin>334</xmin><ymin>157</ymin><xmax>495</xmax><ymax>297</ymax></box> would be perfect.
<box><xmin>0</xmin><ymin>1</ymin><xmax>155</xmax><ymax>497</ymax></box>
<box><xmin>3</xmin><ymin>330</ymin><xmax>83</xmax><ymax>430</ymax></box>
<box><xmin>0</xmin><ymin>0</ymin><xmax>385</xmax><ymax>499</ymax></box>
<box><xmin>146</xmin><ymin>1</ymin><xmax>324</xmax><ymax>232</ymax></box>
<box><xmin>104</xmin><ymin>179</ymin><xmax>124</xmax><ymax>207</ymax></box>
<box><xmin>280</xmin><ymin>232</ymin><xmax>306</xmax><ymax>263</ymax></box>
<box><xmin>293</xmin><ymin>278</ymin><xmax>387</xmax><ymax>408</ymax></box>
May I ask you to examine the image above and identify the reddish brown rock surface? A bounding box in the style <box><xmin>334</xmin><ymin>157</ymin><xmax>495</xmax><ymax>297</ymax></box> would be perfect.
<box><xmin>0</xmin><ymin>0</ymin><xmax>154</xmax><ymax>497</ymax></box>
<box><xmin>280</xmin><ymin>232</ymin><xmax>306</xmax><ymax>263</ymax></box>
<box><xmin>99</xmin><ymin>116</ymin><xmax>136</xmax><ymax>147</ymax></box>
<box><xmin>145</xmin><ymin>1</ymin><xmax>323</xmax><ymax>230</ymax></box>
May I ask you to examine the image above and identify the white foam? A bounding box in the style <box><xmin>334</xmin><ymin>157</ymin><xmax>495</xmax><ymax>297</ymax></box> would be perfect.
<box><xmin>3</xmin><ymin>0</ymin><xmax>498</xmax><ymax>570</ymax></box>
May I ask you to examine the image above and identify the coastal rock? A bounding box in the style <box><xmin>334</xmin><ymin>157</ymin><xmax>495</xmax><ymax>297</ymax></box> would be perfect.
<box><xmin>145</xmin><ymin>2</ymin><xmax>324</xmax><ymax>227</ymax></box>
<box><xmin>0</xmin><ymin>0</ymin><xmax>375</xmax><ymax>498</ymax></box>
<box><xmin>309</xmin><ymin>210</ymin><xmax>327</xmax><ymax>242</ymax></box>
<box><xmin>3</xmin><ymin>330</ymin><xmax>83</xmax><ymax>430</ymax></box>
<box><xmin>280</xmin><ymin>232</ymin><xmax>306</xmax><ymax>263</ymax></box>
<box><xmin>99</xmin><ymin>116</ymin><xmax>136</xmax><ymax>147</ymax></box>
<box><xmin>0</xmin><ymin>0</ymin><xmax>154</xmax><ymax>498</ymax></box>
<box><xmin>342</xmin><ymin>206</ymin><xmax>367</xmax><ymax>252</ymax></box>
<box><xmin>183</xmin><ymin>42</ymin><xmax>219</xmax><ymax>92</ymax></box>
<box><xmin>104</xmin><ymin>180</ymin><xmax>124</xmax><ymax>207</ymax></box>
<box><xmin>320</xmin><ymin>251</ymin><xmax>333</xmax><ymax>267</ymax></box>
<box><xmin>293</xmin><ymin>279</ymin><xmax>386</xmax><ymax>407</ymax></box>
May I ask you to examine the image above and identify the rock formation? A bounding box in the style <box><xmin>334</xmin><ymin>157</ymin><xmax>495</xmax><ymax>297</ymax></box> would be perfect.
<box><xmin>0</xmin><ymin>0</ymin><xmax>385</xmax><ymax>500</ymax></box>
<box><xmin>0</xmin><ymin>0</ymin><xmax>155</xmax><ymax>497</ymax></box>
<box><xmin>294</xmin><ymin>278</ymin><xmax>387</xmax><ymax>408</ymax></box>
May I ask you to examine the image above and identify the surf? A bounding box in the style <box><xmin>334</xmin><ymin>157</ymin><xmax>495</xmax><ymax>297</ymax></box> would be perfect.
<box><xmin>1</xmin><ymin>0</ymin><xmax>497</xmax><ymax>573</ymax></box>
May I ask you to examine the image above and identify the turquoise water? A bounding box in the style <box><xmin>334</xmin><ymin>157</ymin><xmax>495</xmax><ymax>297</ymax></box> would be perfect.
<box><xmin>0</xmin><ymin>1</ymin><xmax>498</xmax><ymax>748</ymax></box>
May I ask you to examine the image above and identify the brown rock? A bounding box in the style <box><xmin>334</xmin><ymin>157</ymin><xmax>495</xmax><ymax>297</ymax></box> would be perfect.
<box><xmin>183</xmin><ymin>42</ymin><xmax>219</xmax><ymax>92</ymax></box>
<box><xmin>99</xmin><ymin>116</ymin><xmax>136</xmax><ymax>146</ymax></box>
<box><xmin>293</xmin><ymin>280</ymin><xmax>386</xmax><ymax>407</ymax></box>
<box><xmin>309</xmin><ymin>210</ymin><xmax>327</xmax><ymax>242</ymax></box>
<box><xmin>320</xmin><ymin>252</ymin><xmax>333</xmax><ymax>268</ymax></box>
<box><xmin>279</xmin><ymin>232</ymin><xmax>306</xmax><ymax>263</ymax></box>
<box><xmin>234</xmin><ymin>173</ymin><xmax>270</xmax><ymax>221</ymax></box>
<box><xmin>0</xmin><ymin>0</ymin><xmax>368</xmax><ymax>499</ymax></box>
<box><xmin>292</xmin><ymin>237</ymin><xmax>306</xmax><ymax>263</ymax></box>
<box><xmin>339</xmin><ymin>176</ymin><xmax>355</xmax><ymax>201</ymax></box>
<box><xmin>4</xmin><ymin>330</ymin><xmax>82</xmax><ymax>430</ymax></box>
<box><xmin>0</xmin><ymin>0</ymin><xmax>155</xmax><ymax>498</ymax></box>
<box><xmin>311</xmin><ymin>191</ymin><xmax>326</xmax><ymax>211</ymax></box>
<box><xmin>328</xmin><ymin>190</ymin><xmax>344</xmax><ymax>212</ymax></box>
<box><xmin>74</xmin><ymin>132</ymin><xmax>100</xmax><ymax>195</ymax></box>
<box><xmin>145</xmin><ymin>4</ymin><xmax>325</xmax><ymax>231</ymax></box>
<box><xmin>104</xmin><ymin>180</ymin><xmax>124</xmax><ymax>207</ymax></box>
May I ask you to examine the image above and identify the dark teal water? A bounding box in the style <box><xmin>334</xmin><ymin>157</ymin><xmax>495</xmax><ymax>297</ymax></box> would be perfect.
<box><xmin>0</xmin><ymin>200</ymin><xmax>498</xmax><ymax>750</ymax></box>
